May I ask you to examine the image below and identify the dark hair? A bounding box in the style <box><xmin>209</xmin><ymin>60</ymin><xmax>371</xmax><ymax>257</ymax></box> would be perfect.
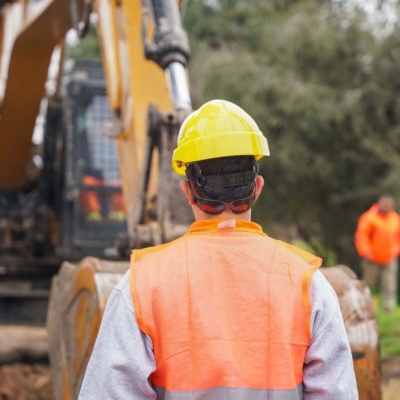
<box><xmin>186</xmin><ymin>156</ymin><xmax>259</xmax><ymax>203</ymax></box>
<box><xmin>379</xmin><ymin>194</ymin><xmax>394</xmax><ymax>200</ymax></box>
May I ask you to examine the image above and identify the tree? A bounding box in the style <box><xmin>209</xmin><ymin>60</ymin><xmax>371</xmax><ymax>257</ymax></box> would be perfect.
<box><xmin>184</xmin><ymin>0</ymin><xmax>400</xmax><ymax>270</ymax></box>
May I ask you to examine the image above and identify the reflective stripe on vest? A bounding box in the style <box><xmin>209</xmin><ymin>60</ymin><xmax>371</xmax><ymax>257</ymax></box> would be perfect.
<box><xmin>131</xmin><ymin>219</ymin><xmax>321</xmax><ymax>395</ymax></box>
<box><xmin>155</xmin><ymin>384</ymin><xmax>303</xmax><ymax>400</ymax></box>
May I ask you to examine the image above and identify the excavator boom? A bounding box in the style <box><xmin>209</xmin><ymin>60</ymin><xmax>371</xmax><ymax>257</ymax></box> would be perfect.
<box><xmin>0</xmin><ymin>0</ymin><xmax>74</xmax><ymax>187</ymax></box>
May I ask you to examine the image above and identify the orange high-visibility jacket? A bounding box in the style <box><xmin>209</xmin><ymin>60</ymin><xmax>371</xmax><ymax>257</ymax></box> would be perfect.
<box><xmin>355</xmin><ymin>204</ymin><xmax>400</xmax><ymax>264</ymax></box>
<box><xmin>130</xmin><ymin>219</ymin><xmax>321</xmax><ymax>399</ymax></box>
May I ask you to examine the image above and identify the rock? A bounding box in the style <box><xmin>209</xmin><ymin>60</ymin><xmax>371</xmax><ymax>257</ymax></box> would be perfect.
<box><xmin>0</xmin><ymin>325</ymin><xmax>48</xmax><ymax>364</ymax></box>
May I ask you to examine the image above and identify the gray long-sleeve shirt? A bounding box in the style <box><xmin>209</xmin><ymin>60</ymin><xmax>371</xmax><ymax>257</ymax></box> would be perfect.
<box><xmin>79</xmin><ymin>269</ymin><xmax>358</xmax><ymax>399</ymax></box>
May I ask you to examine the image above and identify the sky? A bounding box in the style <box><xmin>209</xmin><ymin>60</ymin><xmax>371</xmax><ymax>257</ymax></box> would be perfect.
<box><xmin>334</xmin><ymin>0</ymin><xmax>399</xmax><ymax>35</ymax></box>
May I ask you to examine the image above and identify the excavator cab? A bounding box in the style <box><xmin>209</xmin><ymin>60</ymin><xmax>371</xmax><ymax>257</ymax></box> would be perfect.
<box><xmin>57</xmin><ymin>60</ymin><xmax>127</xmax><ymax>260</ymax></box>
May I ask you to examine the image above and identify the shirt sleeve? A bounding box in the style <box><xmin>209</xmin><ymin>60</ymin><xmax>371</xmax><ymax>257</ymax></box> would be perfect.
<box><xmin>78</xmin><ymin>271</ymin><xmax>157</xmax><ymax>400</ymax></box>
<box><xmin>303</xmin><ymin>270</ymin><xmax>359</xmax><ymax>399</ymax></box>
<box><xmin>355</xmin><ymin>214</ymin><xmax>373</xmax><ymax>258</ymax></box>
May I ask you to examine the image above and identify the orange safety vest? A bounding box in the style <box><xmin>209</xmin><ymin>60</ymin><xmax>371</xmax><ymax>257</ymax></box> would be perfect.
<box><xmin>130</xmin><ymin>219</ymin><xmax>322</xmax><ymax>399</ymax></box>
<box><xmin>355</xmin><ymin>204</ymin><xmax>400</xmax><ymax>264</ymax></box>
<box><xmin>81</xmin><ymin>175</ymin><xmax>103</xmax><ymax>213</ymax></box>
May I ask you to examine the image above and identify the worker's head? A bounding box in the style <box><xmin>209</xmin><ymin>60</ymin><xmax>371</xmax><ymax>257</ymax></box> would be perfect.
<box><xmin>377</xmin><ymin>195</ymin><xmax>395</xmax><ymax>214</ymax></box>
<box><xmin>172</xmin><ymin>99</ymin><xmax>269</xmax><ymax>219</ymax></box>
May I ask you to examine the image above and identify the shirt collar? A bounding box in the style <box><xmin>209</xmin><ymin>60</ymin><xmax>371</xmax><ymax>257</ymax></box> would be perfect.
<box><xmin>188</xmin><ymin>218</ymin><xmax>265</xmax><ymax>235</ymax></box>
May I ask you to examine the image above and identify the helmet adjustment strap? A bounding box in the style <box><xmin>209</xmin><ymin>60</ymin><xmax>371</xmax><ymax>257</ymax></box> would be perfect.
<box><xmin>192</xmin><ymin>163</ymin><xmax>257</xmax><ymax>188</ymax></box>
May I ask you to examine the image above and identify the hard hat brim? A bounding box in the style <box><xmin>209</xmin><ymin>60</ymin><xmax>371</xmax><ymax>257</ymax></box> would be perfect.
<box><xmin>172</xmin><ymin>132</ymin><xmax>270</xmax><ymax>176</ymax></box>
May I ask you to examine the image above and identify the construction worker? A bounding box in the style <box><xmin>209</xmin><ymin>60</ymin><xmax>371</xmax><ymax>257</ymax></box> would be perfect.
<box><xmin>81</xmin><ymin>173</ymin><xmax>104</xmax><ymax>222</ymax></box>
<box><xmin>355</xmin><ymin>195</ymin><xmax>400</xmax><ymax>312</ymax></box>
<box><xmin>79</xmin><ymin>100</ymin><xmax>358</xmax><ymax>399</ymax></box>
<box><xmin>80</xmin><ymin>175</ymin><xmax>126</xmax><ymax>222</ymax></box>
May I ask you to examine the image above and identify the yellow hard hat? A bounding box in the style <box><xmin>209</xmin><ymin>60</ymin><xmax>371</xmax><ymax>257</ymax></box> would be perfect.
<box><xmin>172</xmin><ymin>99</ymin><xmax>270</xmax><ymax>175</ymax></box>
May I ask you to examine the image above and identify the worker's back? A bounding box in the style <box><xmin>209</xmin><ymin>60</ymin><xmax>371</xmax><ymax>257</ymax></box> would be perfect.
<box><xmin>131</xmin><ymin>219</ymin><xmax>318</xmax><ymax>398</ymax></box>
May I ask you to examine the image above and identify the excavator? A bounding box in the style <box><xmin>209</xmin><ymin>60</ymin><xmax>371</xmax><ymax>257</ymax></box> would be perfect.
<box><xmin>0</xmin><ymin>0</ymin><xmax>382</xmax><ymax>398</ymax></box>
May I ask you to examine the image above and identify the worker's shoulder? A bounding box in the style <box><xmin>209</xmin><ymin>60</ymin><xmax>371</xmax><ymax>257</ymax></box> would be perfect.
<box><xmin>354</xmin><ymin>211</ymin><xmax>373</xmax><ymax>228</ymax></box>
<box><xmin>131</xmin><ymin>234</ymin><xmax>186</xmax><ymax>264</ymax></box>
<box><xmin>131</xmin><ymin>233</ymin><xmax>321</xmax><ymax>269</ymax></box>
<box><xmin>360</xmin><ymin>208</ymin><xmax>376</xmax><ymax>219</ymax></box>
<box><xmin>358</xmin><ymin>208</ymin><xmax>400</xmax><ymax>223</ymax></box>
<box><xmin>274</xmin><ymin>239</ymin><xmax>322</xmax><ymax>269</ymax></box>
<box><xmin>391</xmin><ymin>210</ymin><xmax>400</xmax><ymax>220</ymax></box>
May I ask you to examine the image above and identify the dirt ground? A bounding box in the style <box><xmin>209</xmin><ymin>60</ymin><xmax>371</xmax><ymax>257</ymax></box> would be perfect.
<box><xmin>0</xmin><ymin>364</ymin><xmax>52</xmax><ymax>400</ymax></box>
<box><xmin>381</xmin><ymin>356</ymin><xmax>400</xmax><ymax>400</ymax></box>
<box><xmin>0</xmin><ymin>358</ymin><xmax>399</xmax><ymax>400</ymax></box>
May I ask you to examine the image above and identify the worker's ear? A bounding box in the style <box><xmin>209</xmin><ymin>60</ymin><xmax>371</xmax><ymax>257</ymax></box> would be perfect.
<box><xmin>180</xmin><ymin>180</ymin><xmax>194</xmax><ymax>205</ymax></box>
<box><xmin>255</xmin><ymin>175</ymin><xmax>264</xmax><ymax>200</ymax></box>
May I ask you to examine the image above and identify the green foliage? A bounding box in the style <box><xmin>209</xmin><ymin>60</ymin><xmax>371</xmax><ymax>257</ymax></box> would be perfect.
<box><xmin>184</xmin><ymin>0</ymin><xmax>400</xmax><ymax>269</ymax></box>
<box><xmin>377</xmin><ymin>303</ymin><xmax>400</xmax><ymax>361</ymax></box>
<box><xmin>292</xmin><ymin>239</ymin><xmax>337</xmax><ymax>265</ymax></box>
<box><xmin>65</xmin><ymin>22</ymin><xmax>101</xmax><ymax>60</ymax></box>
